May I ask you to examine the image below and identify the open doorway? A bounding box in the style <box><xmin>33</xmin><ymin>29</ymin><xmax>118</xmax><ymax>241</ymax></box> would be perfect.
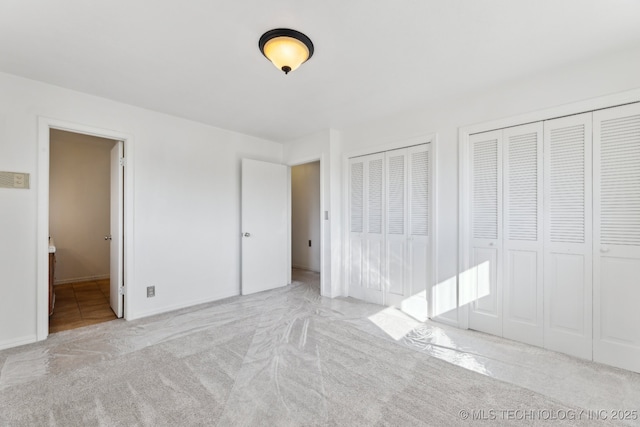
<box><xmin>291</xmin><ymin>161</ymin><xmax>321</xmax><ymax>293</ymax></box>
<box><xmin>48</xmin><ymin>129</ymin><xmax>123</xmax><ymax>333</ymax></box>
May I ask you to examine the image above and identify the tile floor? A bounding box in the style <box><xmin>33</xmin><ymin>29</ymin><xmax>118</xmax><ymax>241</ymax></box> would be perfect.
<box><xmin>48</xmin><ymin>279</ymin><xmax>117</xmax><ymax>333</ymax></box>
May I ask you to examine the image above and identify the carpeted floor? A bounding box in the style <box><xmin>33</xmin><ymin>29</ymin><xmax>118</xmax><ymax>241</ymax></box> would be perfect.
<box><xmin>0</xmin><ymin>270</ymin><xmax>630</xmax><ymax>426</ymax></box>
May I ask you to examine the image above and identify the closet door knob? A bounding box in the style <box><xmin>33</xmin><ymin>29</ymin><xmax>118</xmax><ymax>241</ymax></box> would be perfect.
<box><xmin>244</xmin><ymin>232</ymin><xmax>251</xmax><ymax>237</ymax></box>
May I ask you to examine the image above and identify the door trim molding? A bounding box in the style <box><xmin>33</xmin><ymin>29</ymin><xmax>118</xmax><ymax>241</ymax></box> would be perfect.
<box><xmin>286</xmin><ymin>156</ymin><xmax>327</xmax><ymax>297</ymax></box>
<box><xmin>458</xmin><ymin>88</ymin><xmax>640</xmax><ymax>331</ymax></box>
<box><xmin>37</xmin><ymin>117</ymin><xmax>135</xmax><ymax>341</ymax></box>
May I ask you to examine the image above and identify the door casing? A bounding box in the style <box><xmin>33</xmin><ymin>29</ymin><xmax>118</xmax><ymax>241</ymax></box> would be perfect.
<box><xmin>37</xmin><ymin>117</ymin><xmax>134</xmax><ymax>341</ymax></box>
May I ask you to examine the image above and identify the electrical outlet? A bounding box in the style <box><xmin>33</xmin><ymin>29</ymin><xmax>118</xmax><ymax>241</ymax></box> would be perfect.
<box><xmin>147</xmin><ymin>286</ymin><xmax>155</xmax><ymax>298</ymax></box>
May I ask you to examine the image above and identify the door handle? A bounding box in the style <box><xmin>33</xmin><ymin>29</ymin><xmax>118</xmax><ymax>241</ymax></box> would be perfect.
<box><xmin>243</xmin><ymin>232</ymin><xmax>251</xmax><ymax>237</ymax></box>
<box><xmin>600</xmin><ymin>246</ymin><xmax>610</xmax><ymax>253</ymax></box>
<box><xmin>104</xmin><ymin>235</ymin><xmax>112</xmax><ymax>241</ymax></box>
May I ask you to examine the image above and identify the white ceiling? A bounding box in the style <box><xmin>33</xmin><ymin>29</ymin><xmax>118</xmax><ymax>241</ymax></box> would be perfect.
<box><xmin>2</xmin><ymin>0</ymin><xmax>640</xmax><ymax>142</ymax></box>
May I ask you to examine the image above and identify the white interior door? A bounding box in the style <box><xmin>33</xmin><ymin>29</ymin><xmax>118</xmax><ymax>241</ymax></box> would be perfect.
<box><xmin>385</xmin><ymin>148</ymin><xmax>409</xmax><ymax>308</ymax></box>
<box><xmin>543</xmin><ymin>113</ymin><xmax>593</xmax><ymax>359</ymax></box>
<box><xmin>348</xmin><ymin>158</ymin><xmax>366</xmax><ymax>300</ymax></box>
<box><xmin>110</xmin><ymin>141</ymin><xmax>124</xmax><ymax>318</ymax></box>
<box><xmin>404</xmin><ymin>144</ymin><xmax>431</xmax><ymax>320</ymax></box>
<box><xmin>468</xmin><ymin>130</ymin><xmax>503</xmax><ymax>336</ymax></box>
<box><xmin>241</xmin><ymin>158</ymin><xmax>289</xmax><ymax>296</ymax></box>
<box><xmin>350</xmin><ymin>144</ymin><xmax>431</xmax><ymax>314</ymax></box>
<box><xmin>366</xmin><ymin>154</ymin><xmax>385</xmax><ymax>305</ymax></box>
<box><xmin>502</xmin><ymin>123</ymin><xmax>544</xmax><ymax>347</ymax></box>
<box><xmin>348</xmin><ymin>153</ymin><xmax>385</xmax><ymax>305</ymax></box>
<box><xmin>593</xmin><ymin>103</ymin><xmax>640</xmax><ymax>373</ymax></box>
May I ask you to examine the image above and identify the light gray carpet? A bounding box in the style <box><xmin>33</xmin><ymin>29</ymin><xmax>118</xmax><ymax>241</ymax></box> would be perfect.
<box><xmin>0</xmin><ymin>270</ymin><xmax>615</xmax><ymax>426</ymax></box>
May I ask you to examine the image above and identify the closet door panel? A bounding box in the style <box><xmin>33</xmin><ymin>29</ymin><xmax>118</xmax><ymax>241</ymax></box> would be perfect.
<box><xmin>502</xmin><ymin>123</ymin><xmax>544</xmax><ymax>346</ymax></box>
<box><xmin>409</xmin><ymin>244</ymin><xmax>428</xmax><ymax>296</ymax></box>
<box><xmin>349</xmin><ymin>144</ymin><xmax>432</xmax><ymax>313</ymax></box>
<box><xmin>364</xmin><ymin>154</ymin><xmax>385</xmax><ymax>304</ymax></box>
<box><xmin>387</xmin><ymin>239</ymin><xmax>406</xmax><ymax>296</ymax></box>
<box><xmin>506</xmin><ymin>251</ymin><xmax>538</xmax><ymax>320</ymax></box>
<box><xmin>543</xmin><ymin>113</ymin><xmax>593</xmax><ymax>359</ymax></box>
<box><xmin>468</xmin><ymin>130</ymin><xmax>503</xmax><ymax>336</ymax></box>
<box><xmin>384</xmin><ymin>144</ymin><xmax>430</xmax><ymax>320</ymax></box>
<box><xmin>349</xmin><ymin>238</ymin><xmax>363</xmax><ymax>289</ymax></box>
<box><xmin>547</xmin><ymin>253</ymin><xmax>586</xmax><ymax>333</ymax></box>
<box><xmin>348</xmin><ymin>154</ymin><xmax>385</xmax><ymax>304</ymax></box>
<box><xmin>472</xmin><ymin>247</ymin><xmax>499</xmax><ymax>314</ymax></box>
<box><xmin>385</xmin><ymin>148</ymin><xmax>408</xmax><ymax>306</ymax></box>
<box><xmin>405</xmin><ymin>144</ymin><xmax>431</xmax><ymax>319</ymax></box>
<box><xmin>598</xmin><ymin>258</ymin><xmax>640</xmax><ymax>339</ymax></box>
<box><xmin>348</xmin><ymin>158</ymin><xmax>365</xmax><ymax>295</ymax></box>
<box><xmin>366</xmin><ymin>238</ymin><xmax>384</xmax><ymax>292</ymax></box>
<box><xmin>593</xmin><ymin>103</ymin><xmax>640</xmax><ymax>373</ymax></box>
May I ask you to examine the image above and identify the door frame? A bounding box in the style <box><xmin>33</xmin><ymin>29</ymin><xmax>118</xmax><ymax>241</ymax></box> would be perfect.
<box><xmin>36</xmin><ymin>117</ymin><xmax>134</xmax><ymax>341</ymax></box>
<box><xmin>287</xmin><ymin>156</ymin><xmax>327</xmax><ymax>296</ymax></box>
<box><xmin>458</xmin><ymin>88</ymin><xmax>640</xmax><ymax>330</ymax></box>
<box><xmin>342</xmin><ymin>133</ymin><xmax>437</xmax><ymax>315</ymax></box>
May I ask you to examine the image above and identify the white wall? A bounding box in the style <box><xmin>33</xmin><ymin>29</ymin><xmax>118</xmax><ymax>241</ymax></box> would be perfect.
<box><xmin>340</xmin><ymin>45</ymin><xmax>640</xmax><ymax>326</ymax></box>
<box><xmin>0</xmin><ymin>72</ymin><xmax>282</xmax><ymax>349</ymax></box>
<box><xmin>3</xmin><ymin>44</ymin><xmax>640</xmax><ymax>349</ymax></box>
<box><xmin>49</xmin><ymin>130</ymin><xmax>115</xmax><ymax>284</ymax></box>
<box><xmin>291</xmin><ymin>162</ymin><xmax>321</xmax><ymax>272</ymax></box>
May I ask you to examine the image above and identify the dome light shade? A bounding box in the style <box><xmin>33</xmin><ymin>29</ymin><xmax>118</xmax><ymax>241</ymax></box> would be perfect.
<box><xmin>259</xmin><ymin>29</ymin><xmax>314</xmax><ymax>74</ymax></box>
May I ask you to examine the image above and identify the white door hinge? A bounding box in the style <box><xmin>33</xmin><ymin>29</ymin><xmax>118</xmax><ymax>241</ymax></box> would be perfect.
<box><xmin>118</xmin><ymin>286</ymin><xmax>125</xmax><ymax>296</ymax></box>
<box><xmin>119</xmin><ymin>157</ymin><xmax>125</xmax><ymax>167</ymax></box>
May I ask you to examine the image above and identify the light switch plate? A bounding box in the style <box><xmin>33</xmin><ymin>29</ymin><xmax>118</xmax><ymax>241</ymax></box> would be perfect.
<box><xmin>13</xmin><ymin>174</ymin><xmax>25</xmax><ymax>188</ymax></box>
<box><xmin>0</xmin><ymin>171</ymin><xmax>30</xmax><ymax>189</ymax></box>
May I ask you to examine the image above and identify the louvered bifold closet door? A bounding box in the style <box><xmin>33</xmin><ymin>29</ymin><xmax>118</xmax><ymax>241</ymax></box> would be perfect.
<box><xmin>468</xmin><ymin>130</ymin><xmax>503</xmax><ymax>336</ymax></box>
<box><xmin>349</xmin><ymin>157</ymin><xmax>366</xmax><ymax>298</ymax></box>
<box><xmin>593</xmin><ymin>103</ymin><xmax>640</xmax><ymax>373</ymax></box>
<box><xmin>349</xmin><ymin>153</ymin><xmax>385</xmax><ymax>305</ymax></box>
<box><xmin>384</xmin><ymin>145</ymin><xmax>431</xmax><ymax>317</ymax></box>
<box><xmin>502</xmin><ymin>123</ymin><xmax>544</xmax><ymax>346</ymax></box>
<box><xmin>405</xmin><ymin>144</ymin><xmax>431</xmax><ymax>320</ymax></box>
<box><xmin>543</xmin><ymin>113</ymin><xmax>593</xmax><ymax>360</ymax></box>
<box><xmin>385</xmin><ymin>148</ymin><xmax>409</xmax><ymax>308</ymax></box>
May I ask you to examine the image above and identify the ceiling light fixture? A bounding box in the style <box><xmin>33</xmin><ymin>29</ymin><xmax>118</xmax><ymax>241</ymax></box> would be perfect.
<box><xmin>259</xmin><ymin>28</ymin><xmax>314</xmax><ymax>75</ymax></box>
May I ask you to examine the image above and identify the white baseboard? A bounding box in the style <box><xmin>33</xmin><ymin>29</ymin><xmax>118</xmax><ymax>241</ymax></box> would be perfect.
<box><xmin>127</xmin><ymin>290</ymin><xmax>239</xmax><ymax>321</ymax></box>
<box><xmin>292</xmin><ymin>264</ymin><xmax>320</xmax><ymax>273</ymax></box>
<box><xmin>431</xmin><ymin>315</ymin><xmax>460</xmax><ymax>328</ymax></box>
<box><xmin>0</xmin><ymin>334</ymin><xmax>38</xmax><ymax>351</ymax></box>
<box><xmin>54</xmin><ymin>274</ymin><xmax>110</xmax><ymax>285</ymax></box>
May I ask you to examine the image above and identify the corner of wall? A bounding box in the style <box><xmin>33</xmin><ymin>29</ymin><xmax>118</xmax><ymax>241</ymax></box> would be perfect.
<box><xmin>329</xmin><ymin>129</ymin><xmax>345</xmax><ymax>297</ymax></box>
